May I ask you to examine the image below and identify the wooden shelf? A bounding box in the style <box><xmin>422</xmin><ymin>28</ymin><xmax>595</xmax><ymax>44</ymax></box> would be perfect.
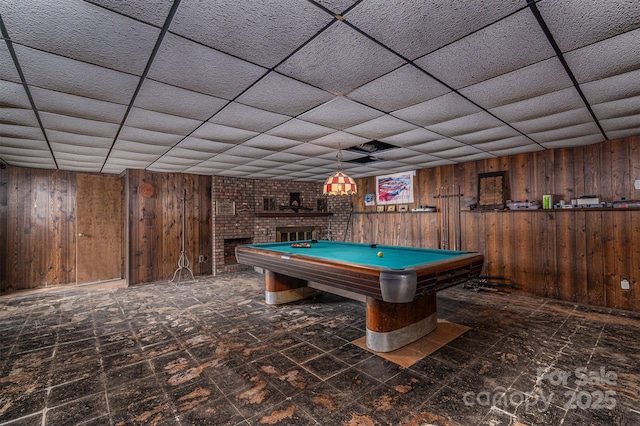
<box><xmin>352</xmin><ymin>210</ymin><xmax>437</xmax><ymax>214</ymax></box>
<box><xmin>255</xmin><ymin>212</ymin><xmax>333</xmax><ymax>217</ymax></box>
<box><xmin>462</xmin><ymin>208</ymin><xmax>640</xmax><ymax>213</ymax></box>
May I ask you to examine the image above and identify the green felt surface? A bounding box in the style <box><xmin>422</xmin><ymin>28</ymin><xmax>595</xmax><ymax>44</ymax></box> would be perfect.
<box><xmin>247</xmin><ymin>240</ymin><xmax>468</xmax><ymax>269</ymax></box>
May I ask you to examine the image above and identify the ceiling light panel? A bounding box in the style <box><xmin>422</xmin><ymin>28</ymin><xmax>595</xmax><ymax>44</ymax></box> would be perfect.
<box><xmin>458</xmin><ymin>57</ymin><xmax>573</xmax><ymax>109</ymax></box>
<box><xmin>134</xmin><ymin>80</ymin><xmax>228</xmax><ymax>120</ymax></box>
<box><xmin>192</xmin><ymin>123</ymin><xmax>258</xmax><ymax>144</ymax></box>
<box><xmin>85</xmin><ymin>0</ymin><xmax>173</xmax><ymax>27</ymax></box>
<box><xmin>266</xmin><ymin>119</ymin><xmax>335</xmax><ymax>142</ymax></box>
<box><xmin>348</xmin><ymin>64</ymin><xmax>451</xmax><ymax>112</ymax></box>
<box><xmin>236</xmin><ymin>72</ymin><xmax>334</xmax><ymax>116</ymax></box>
<box><xmin>564</xmin><ymin>29</ymin><xmax>640</xmax><ymax>84</ymax></box>
<box><xmin>0</xmin><ymin>81</ymin><xmax>31</xmax><ymax>108</ymax></box>
<box><xmin>124</xmin><ymin>108</ymin><xmax>201</xmax><ymax>136</ymax></box>
<box><xmin>345</xmin><ymin>115</ymin><xmax>419</xmax><ymax>140</ymax></box>
<box><xmin>415</xmin><ymin>9</ymin><xmax>556</xmax><ymax>89</ymax></box>
<box><xmin>209</xmin><ymin>102</ymin><xmax>290</xmax><ymax>133</ymax></box>
<box><xmin>170</xmin><ymin>0</ymin><xmax>333</xmax><ymax>68</ymax></box>
<box><xmin>276</xmin><ymin>21</ymin><xmax>405</xmax><ymax>95</ymax></box>
<box><xmin>393</xmin><ymin>92</ymin><xmax>481</xmax><ymax>127</ymax></box>
<box><xmin>346</xmin><ymin>0</ymin><xmax>523</xmax><ymax>60</ymax></box>
<box><xmin>298</xmin><ymin>97</ymin><xmax>384</xmax><ymax>130</ymax></box>
<box><xmin>15</xmin><ymin>46</ymin><xmax>140</xmax><ymax>104</ymax></box>
<box><xmin>2</xmin><ymin>0</ymin><xmax>159</xmax><ymax>75</ymax></box>
<box><xmin>537</xmin><ymin>0</ymin><xmax>640</xmax><ymax>53</ymax></box>
<box><xmin>147</xmin><ymin>33</ymin><xmax>267</xmax><ymax>99</ymax></box>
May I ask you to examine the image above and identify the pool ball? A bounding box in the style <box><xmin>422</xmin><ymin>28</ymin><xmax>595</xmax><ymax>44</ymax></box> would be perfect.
<box><xmin>377</xmin><ymin>251</ymin><xmax>383</xmax><ymax>257</ymax></box>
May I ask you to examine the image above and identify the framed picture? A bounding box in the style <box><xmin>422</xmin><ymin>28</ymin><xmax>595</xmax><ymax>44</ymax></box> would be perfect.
<box><xmin>376</xmin><ymin>171</ymin><xmax>415</xmax><ymax>205</ymax></box>
<box><xmin>398</xmin><ymin>204</ymin><xmax>409</xmax><ymax>212</ymax></box>
<box><xmin>216</xmin><ymin>201</ymin><xmax>235</xmax><ymax>216</ymax></box>
<box><xmin>376</xmin><ymin>205</ymin><xmax>385</xmax><ymax>213</ymax></box>
<box><xmin>364</xmin><ymin>193</ymin><xmax>375</xmax><ymax>206</ymax></box>
<box><xmin>386</xmin><ymin>204</ymin><xmax>396</xmax><ymax>212</ymax></box>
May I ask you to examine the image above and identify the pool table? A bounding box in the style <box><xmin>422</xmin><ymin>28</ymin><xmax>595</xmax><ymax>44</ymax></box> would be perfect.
<box><xmin>236</xmin><ymin>240</ymin><xmax>483</xmax><ymax>352</ymax></box>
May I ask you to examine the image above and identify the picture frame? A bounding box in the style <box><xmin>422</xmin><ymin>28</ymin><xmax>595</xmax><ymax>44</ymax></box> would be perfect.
<box><xmin>376</xmin><ymin>205</ymin><xmax>385</xmax><ymax>213</ymax></box>
<box><xmin>398</xmin><ymin>204</ymin><xmax>409</xmax><ymax>212</ymax></box>
<box><xmin>386</xmin><ymin>204</ymin><xmax>396</xmax><ymax>212</ymax></box>
<box><xmin>216</xmin><ymin>201</ymin><xmax>235</xmax><ymax>216</ymax></box>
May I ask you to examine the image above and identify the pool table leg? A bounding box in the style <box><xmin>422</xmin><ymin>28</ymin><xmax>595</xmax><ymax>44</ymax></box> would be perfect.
<box><xmin>264</xmin><ymin>270</ymin><xmax>321</xmax><ymax>305</ymax></box>
<box><xmin>365</xmin><ymin>293</ymin><xmax>438</xmax><ymax>352</ymax></box>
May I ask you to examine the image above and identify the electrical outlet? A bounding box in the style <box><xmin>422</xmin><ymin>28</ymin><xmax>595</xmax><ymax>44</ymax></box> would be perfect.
<box><xmin>198</xmin><ymin>255</ymin><xmax>204</xmax><ymax>263</ymax></box>
<box><xmin>635</xmin><ymin>179</ymin><xmax>640</xmax><ymax>190</ymax></box>
<box><xmin>621</xmin><ymin>278</ymin><xmax>630</xmax><ymax>290</ymax></box>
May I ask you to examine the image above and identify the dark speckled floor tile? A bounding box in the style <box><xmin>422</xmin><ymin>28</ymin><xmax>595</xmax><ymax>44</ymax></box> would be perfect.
<box><xmin>1</xmin><ymin>271</ymin><xmax>639</xmax><ymax>425</ymax></box>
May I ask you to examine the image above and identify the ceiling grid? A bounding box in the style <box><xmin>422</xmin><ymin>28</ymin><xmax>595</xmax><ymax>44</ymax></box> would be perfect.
<box><xmin>0</xmin><ymin>0</ymin><xmax>638</xmax><ymax>180</ymax></box>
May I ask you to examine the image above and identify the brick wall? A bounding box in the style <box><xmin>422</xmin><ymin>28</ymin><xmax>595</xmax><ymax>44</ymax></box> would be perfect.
<box><xmin>212</xmin><ymin>176</ymin><xmax>352</xmax><ymax>275</ymax></box>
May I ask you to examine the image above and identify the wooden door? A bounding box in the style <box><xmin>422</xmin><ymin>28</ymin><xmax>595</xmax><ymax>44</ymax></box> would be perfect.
<box><xmin>76</xmin><ymin>173</ymin><xmax>124</xmax><ymax>285</ymax></box>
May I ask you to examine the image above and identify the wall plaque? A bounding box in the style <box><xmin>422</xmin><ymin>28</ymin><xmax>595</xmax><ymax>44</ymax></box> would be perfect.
<box><xmin>216</xmin><ymin>201</ymin><xmax>235</xmax><ymax>216</ymax></box>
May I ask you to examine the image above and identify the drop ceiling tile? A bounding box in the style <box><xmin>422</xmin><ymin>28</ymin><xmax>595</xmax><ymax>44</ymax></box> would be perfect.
<box><xmin>244</xmin><ymin>159</ymin><xmax>288</xmax><ymax>169</ymax></box>
<box><xmin>511</xmin><ymin>108</ymin><xmax>597</xmax><ymax>134</ymax></box>
<box><xmin>47</xmin><ymin>131</ymin><xmax>112</xmax><ymax>148</ymax></box>
<box><xmin>147</xmin><ymin>163</ymin><xmax>191</xmax><ymax>173</ymax></box>
<box><xmin>171</xmin><ymin>0</ymin><xmax>332</xmax><ymax>68</ymax></box>
<box><xmin>530</xmin><ymin>123</ymin><xmax>602</xmax><ymax>144</ymax></box>
<box><xmin>0</xmin><ymin>124</ymin><xmax>44</xmax><ymax>140</ymax></box>
<box><xmin>1</xmin><ymin>156</ymin><xmax>56</xmax><ymax>168</ymax></box>
<box><xmin>392</xmin><ymin>92</ymin><xmax>481</xmax><ymax>127</ymax></box>
<box><xmin>606</xmin><ymin>127</ymin><xmax>640</xmax><ymax>140</ymax></box>
<box><xmin>39</xmin><ymin>112</ymin><xmax>120</xmax><ymax>138</ymax></box>
<box><xmin>370</xmin><ymin>147</ymin><xmax>414</xmax><ymax>161</ymax></box>
<box><xmin>490</xmin><ymin>87</ymin><xmax>585</xmax><ymax>122</ymax></box>
<box><xmin>345</xmin><ymin>115</ymin><xmax>419</xmax><ymax>140</ymax></box>
<box><xmin>564</xmin><ymin>29</ymin><xmax>640</xmax><ymax>84</ymax></box>
<box><xmin>593</xmin><ymin>96</ymin><xmax>640</xmax><ymax>121</ymax></box>
<box><xmin>192</xmin><ymin>123</ymin><xmax>258</xmax><ymax>143</ymax></box>
<box><xmin>276</xmin><ymin>21</ymin><xmax>405</xmax><ymax>95</ymax></box>
<box><xmin>294</xmin><ymin>157</ymin><xmax>335</xmax><ymax>168</ymax></box>
<box><xmin>266</xmin><ymin>119</ymin><xmax>335</xmax><ymax>142</ymax></box>
<box><xmin>0</xmin><ymin>136</ymin><xmax>47</xmax><ymax>149</ymax></box>
<box><xmin>0</xmin><ymin>44</ymin><xmax>21</xmax><ymax>83</ymax></box>
<box><xmin>125</xmin><ymin>108</ymin><xmax>201</xmax><ymax>136</ymax></box>
<box><xmin>118</xmin><ymin>126</ymin><xmax>183</xmax><ymax>147</ymax></box>
<box><xmin>380</xmin><ymin>128</ymin><xmax>447</xmax><ymax>148</ymax></box>
<box><xmin>397</xmin><ymin>153</ymin><xmax>441</xmax><ymax>165</ymax></box>
<box><xmin>449</xmin><ymin>152</ymin><xmax>495</xmax><ymax>163</ymax></box>
<box><xmin>348</xmin><ymin>65</ymin><xmax>450</xmax><ymax>112</ymax></box>
<box><xmin>51</xmin><ymin>142</ymin><xmax>108</xmax><ymax>157</ymax></box>
<box><xmin>55</xmin><ymin>151</ymin><xmax>105</xmax><ymax>163</ymax></box>
<box><xmin>30</xmin><ymin>87</ymin><xmax>127</xmax><ymax>123</ymax></box>
<box><xmin>309</xmin><ymin>131</ymin><xmax>369</xmax><ymax>149</ymax></box>
<box><xmin>455</xmin><ymin>125</ymin><xmax>521</xmax><ymax>145</ymax></box>
<box><xmin>0</xmin><ymin>108</ymin><xmax>39</xmax><ymax>127</ymax></box>
<box><xmin>421</xmin><ymin>159</ymin><xmax>457</xmax><ymax>168</ymax></box>
<box><xmin>176</xmin><ymin>137</ymin><xmax>235</xmax><ymax>153</ymax></box>
<box><xmin>283</xmin><ymin>143</ymin><xmax>334</xmax><ymax>157</ymax></box>
<box><xmin>600</xmin><ymin>114</ymin><xmax>640</xmax><ymax>134</ymax></box>
<box><xmin>208</xmin><ymin>154</ymin><xmax>256</xmax><ymax>165</ymax></box>
<box><xmin>410</xmin><ymin>139</ymin><xmax>466</xmax><ymax>154</ymax></box>
<box><xmin>111</xmin><ymin>139</ymin><xmax>170</xmax><ymax>155</ymax></box>
<box><xmin>415</xmin><ymin>9</ymin><xmax>555</xmax><ymax>89</ymax></box>
<box><xmin>159</xmin><ymin>147</ymin><xmax>211</xmax><ymax>161</ymax></box>
<box><xmin>0</xmin><ymin>144</ymin><xmax>52</xmax><ymax>157</ymax></box>
<box><xmin>108</xmin><ymin>148</ymin><xmax>161</xmax><ymax>161</ymax></box>
<box><xmin>541</xmin><ymin>134</ymin><xmax>604</xmax><ymax>149</ymax></box>
<box><xmin>262</xmin><ymin>152</ymin><xmax>309</xmax><ymax>163</ymax></box>
<box><xmin>183</xmin><ymin>166</ymin><xmax>225</xmax><ymax>176</ymax></box>
<box><xmin>298</xmin><ymin>97</ymin><xmax>384</xmax><ymax>130</ymax></box>
<box><xmin>537</xmin><ymin>0</ymin><xmax>640</xmax><ymax>53</ymax></box>
<box><xmin>426</xmin><ymin>111</ymin><xmax>505</xmax><ymax>138</ymax></box>
<box><xmin>242</xmin><ymin>134</ymin><xmax>300</xmax><ymax>151</ymax></box>
<box><xmin>103</xmin><ymin>155</ymin><xmax>155</xmax><ymax>168</ymax></box>
<box><xmin>55</xmin><ymin>161</ymin><xmax>102</xmax><ymax>172</ymax></box>
<box><xmin>315</xmin><ymin>0</ymin><xmax>358</xmax><ymax>14</ymax></box>
<box><xmin>150</xmin><ymin>156</ymin><xmax>201</xmax><ymax>167</ymax></box>
<box><xmin>580</xmin><ymin>69</ymin><xmax>640</xmax><ymax>104</ymax></box>
<box><xmin>3</xmin><ymin>0</ymin><xmax>159</xmax><ymax>75</ymax></box>
<box><xmin>489</xmin><ymin>144</ymin><xmax>543</xmax><ymax>157</ymax></box>
<box><xmin>209</xmin><ymin>102</ymin><xmax>290</xmax><ymax>133</ymax></box>
<box><xmin>100</xmin><ymin>165</ymin><xmax>126</xmax><ymax>174</ymax></box>
<box><xmin>0</xmin><ymin>81</ymin><xmax>31</xmax><ymax>108</ymax></box>
<box><xmin>236</xmin><ymin>73</ymin><xmax>334</xmax><ymax>116</ymax></box>
<box><xmin>148</xmin><ymin>33</ymin><xmax>267</xmax><ymax>99</ymax></box>
<box><xmin>223</xmin><ymin>145</ymin><xmax>274</xmax><ymax>159</ymax></box>
<box><xmin>15</xmin><ymin>46</ymin><xmax>139</xmax><ymax>104</ymax></box>
<box><xmin>430</xmin><ymin>145</ymin><xmax>485</xmax><ymax>159</ymax></box>
<box><xmin>472</xmin><ymin>135</ymin><xmax>533</xmax><ymax>152</ymax></box>
<box><xmin>345</xmin><ymin>0</ymin><xmax>523</xmax><ymax>60</ymax></box>
<box><xmin>86</xmin><ymin>0</ymin><xmax>173</xmax><ymax>26</ymax></box>
<box><xmin>458</xmin><ymin>57</ymin><xmax>573</xmax><ymax>109</ymax></box>
<box><xmin>134</xmin><ymin>80</ymin><xmax>228</xmax><ymax>120</ymax></box>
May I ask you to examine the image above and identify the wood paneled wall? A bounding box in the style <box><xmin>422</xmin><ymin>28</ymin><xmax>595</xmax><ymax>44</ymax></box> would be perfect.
<box><xmin>126</xmin><ymin>169</ymin><xmax>212</xmax><ymax>285</ymax></box>
<box><xmin>1</xmin><ymin>168</ymin><xmax>76</xmax><ymax>291</ymax></box>
<box><xmin>351</xmin><ymin>136</ymin><xmax>640</xmax><ymax>312</ymax></box>
<box><xmin>1</xmin><ymin>165</ymin><xmax>8</xmax><ymax>286</ymax></box>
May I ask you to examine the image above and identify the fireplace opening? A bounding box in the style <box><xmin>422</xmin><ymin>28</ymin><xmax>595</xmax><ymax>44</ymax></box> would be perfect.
<box><xmin>224</xmin><ymin>237</ymin><xmax>252</xmax><ymax>264</ymax></box>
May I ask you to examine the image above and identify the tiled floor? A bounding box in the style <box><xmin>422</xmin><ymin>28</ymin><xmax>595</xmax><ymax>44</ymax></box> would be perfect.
<box><xmin>1</xmin><ymin>270</ymin><xmax>639</xmax><ymax>425</ymax></box>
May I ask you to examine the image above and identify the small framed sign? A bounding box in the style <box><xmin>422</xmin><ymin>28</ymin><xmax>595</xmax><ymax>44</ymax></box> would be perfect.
<box><xmin>216</xmin><ymin>201</ymin><xmax>235</xmax><ymax>216</ymax></box>
<box><xmin>376</xmin><ymin>205</ymin><xmax>385</xmax><ymax>213</ymax></box>
<box><xmin>386</xmin><ymin>204</ymin><xmax>396</xmax><ymax>212</ymax></box>
<box><xmin>398</xmin><ymin>204</ymin><xmax>409</xmax><ymax>212</ymax></box>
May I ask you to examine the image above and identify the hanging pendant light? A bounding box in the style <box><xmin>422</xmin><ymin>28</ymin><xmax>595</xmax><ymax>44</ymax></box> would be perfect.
<box><xmin>323</xmin><ymin>147</ymin><xmax>357</xmax><ymax>195</ymax></box>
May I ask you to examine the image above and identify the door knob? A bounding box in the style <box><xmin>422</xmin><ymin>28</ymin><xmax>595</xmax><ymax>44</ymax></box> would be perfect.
<box><xmin>78</xmin><ymin>233</ymin><xmax>86</xmax><ymax>237</ymax></box>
